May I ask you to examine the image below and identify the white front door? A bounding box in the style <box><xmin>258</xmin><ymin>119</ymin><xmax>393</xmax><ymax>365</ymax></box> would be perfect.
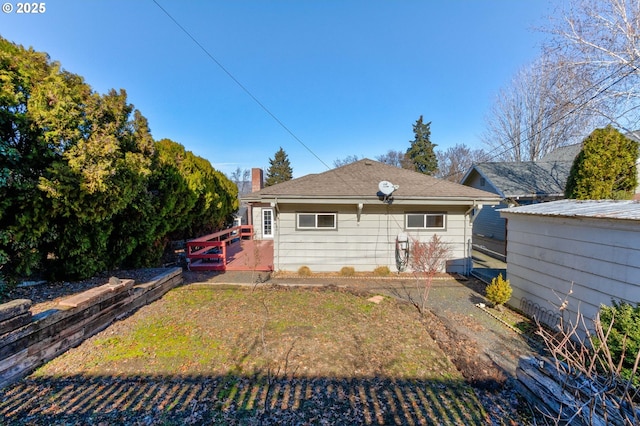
<box><xmin>262</xmin><ymin>208</ymin><xmax>274</xmax><ymax>239</ymax></box>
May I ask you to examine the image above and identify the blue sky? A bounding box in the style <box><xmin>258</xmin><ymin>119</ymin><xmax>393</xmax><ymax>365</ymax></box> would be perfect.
<box><xmin>0</xmin><ymin>0</ymin><xmax>555</xmax><ymax>177</ymax></box>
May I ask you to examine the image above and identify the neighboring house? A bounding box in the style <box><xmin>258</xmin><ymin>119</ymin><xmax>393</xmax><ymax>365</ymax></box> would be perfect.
<box><xmin>500</xmin><ymin>199</ymin><xmax>640</xmax><ymax>330</ymax></box>
<box><xmin>460</xmin><ymin>144</ymin><xmax>581</xmax><ymax>257</ymax></box>
<box><xmin>241</xmin><ymin>159</ymin><xmax>501</xmax><ymax>274</ymax></box>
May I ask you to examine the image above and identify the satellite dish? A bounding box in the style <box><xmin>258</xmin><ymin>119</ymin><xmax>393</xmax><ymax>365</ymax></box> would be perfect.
<box><xmin>378</xmin><ymin>180</ymin><xmax>398</xmax><ymax>196</ymax></box>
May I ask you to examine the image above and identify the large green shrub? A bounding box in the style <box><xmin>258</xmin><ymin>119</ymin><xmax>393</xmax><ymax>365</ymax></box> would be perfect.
<box><xmin>0</xmin><ymin>37</ymin><xmax>238</xmax><ymax>283</ymax></box>
<box><xmin>0</xmin><ymin>38</ymin><xmax>83</xmax><ymax>281</ymax></box>
<box><xmin>565</xmin><ymin>126</ymin><xmax>639</xmax><ymax>200</ymax></box>
<box><xmin>155</xmin><ymin>139</ymin><xmax>238</xmax><ymax>239</ymax></box>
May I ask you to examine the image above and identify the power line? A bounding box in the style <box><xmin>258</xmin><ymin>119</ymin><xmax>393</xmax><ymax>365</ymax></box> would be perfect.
<box><xmin>151</xmin><ymin>0</ymin><xmax>333</xmax><ymax>172</ymax></box>
<box><xmin>481</xmin><ymin>63</ymin><xmax>635</xmax><ymax>166</ymax></box>
<box><xmin>153</xmin><ymin>0</ymin><xmax>639</xmax><ymax>193</ymax></box>
<box><xmin>152</xmin><ymin>0</ymin><xmax>396</xmax><ymax>237</ymax></box>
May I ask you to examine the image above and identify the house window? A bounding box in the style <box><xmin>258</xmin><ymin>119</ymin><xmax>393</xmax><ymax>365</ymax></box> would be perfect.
<box><xmin>263</xmin><ymin>208</ymin><xmax>274</xmax><ymax>238</ymax></box>
<box><xmin>297</xmin><ymin>213</ymin><xmax>337</xmax><ymax>229</ymax></box>
<box><xmin>406</xmin><ymin>213</ymin><xmax>446</xmax><ymax>229</ymax></box>
<box><xmin>480</xmin><ymin>178</ymin><xmax>486</xmax><ymax>187</ymax></box>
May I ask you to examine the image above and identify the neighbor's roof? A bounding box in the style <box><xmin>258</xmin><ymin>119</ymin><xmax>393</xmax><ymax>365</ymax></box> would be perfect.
<box><xmin>539</xmin><ymin>143</ymin><xmax>582</xmax><ymax>162</ymax></box>
<box><xmin>242</xmin><ymin>159</ymin><xmax>500</xmax><ymax>203</ymax></box>
<box><xmin>500</xmin><ymin>199</ymin><xmax>640</xmax><ymax>221</ymax></box>
<box><xmin>464</xmin><ymin>161</ymin><xmax>573</xmax><ymax>198</ymax></box>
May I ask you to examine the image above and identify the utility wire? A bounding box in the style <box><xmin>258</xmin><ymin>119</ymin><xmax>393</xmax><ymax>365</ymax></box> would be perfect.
<box><xmin>152</xmin><ymin>1</ymin><xmax>638</xmax><ymax>273</ymax></box>
<box><xmin>434</xmin><ymin>62</ymin><xmax>639</xmax><ymax>183</ymax></box>
<box><xmin>481</xmin><ymin>63</ymin><xmax>634</xmax><ymax>166</ymax></box>
<box><xmin>152</xmin><ymin>1</ymin><xmax>395</xmax><ymax>240</ymax></box>
<box><xmin>151</xmin><ymin>0</ymin><xmax>332</xmax><ymax>172</ymax></box>
<box><xmin>153</xmin><ymin>0</ymin><xmax>639</xmax><ymax>194</ymax></box>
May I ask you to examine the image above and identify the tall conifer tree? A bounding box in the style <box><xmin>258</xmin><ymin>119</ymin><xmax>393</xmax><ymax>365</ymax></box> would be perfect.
<box><xmin>265</xmin><ymin>147</ymin><xmax>293</xmax><ymax>186</ymax></box>
<box><xmin>406</xmin><ymin>116</ymin><xmax>438</xmax><ymax>175</ymax></box>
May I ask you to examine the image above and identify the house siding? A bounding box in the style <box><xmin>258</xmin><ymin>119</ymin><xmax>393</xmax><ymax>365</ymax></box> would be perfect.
<box><xmin>501</xmin><ymin>213</ymin><xmax>640</xmax><ymax>330</ymax></box>
<box><xmin>271</xmin><ymin>203</ymin><xmax>472</xmax><ymax>274</ymax></box>
<box><xmin>251</xmin><ymin>204</ymin><xmax>273</xmax><ymax>240</ymax></box>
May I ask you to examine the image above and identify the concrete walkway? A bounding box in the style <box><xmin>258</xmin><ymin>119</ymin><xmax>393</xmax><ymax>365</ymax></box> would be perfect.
<box><xmin>471</xmin><ymin>250</ymin><xmax>507</xmax><ymax>284</ymax></box>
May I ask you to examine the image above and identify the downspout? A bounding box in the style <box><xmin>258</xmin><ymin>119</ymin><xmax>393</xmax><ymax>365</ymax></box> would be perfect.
<box><xmin>464</xmin><ymin>203</ymin><xmax>484</xmax><ymax>275</ymax></box>
<box><xmin>464</xmin><ymin>208</ymin><xmax>468</xmax><ymax>275</ymax></box>
<box><xmin>466</xmin><ymin>203</ymin><xmax>483</xmax><ymax>224</ymax></box>
<box><xmin>271</xmin><ymin>198</ymin><xmax>279</xmax><ymax>270</ymax></box>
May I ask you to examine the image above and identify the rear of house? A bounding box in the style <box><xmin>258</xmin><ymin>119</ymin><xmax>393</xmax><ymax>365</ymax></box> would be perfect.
<box><xmin>243</xmin><ymin>159</ymin><xmax>501</xmax><ymax>275</ymax></box>
<box><xmin>500</xmin><ymin>199</ymin><xmax>640</xmax><ymax>329</ymax></box>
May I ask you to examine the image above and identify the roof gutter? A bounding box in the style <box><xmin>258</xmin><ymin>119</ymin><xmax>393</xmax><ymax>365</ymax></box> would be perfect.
<box><xmin>466</xmin><ymin>202</ymin><xmax>483</xmax><ymax>224</ymax></box>
<box><xmin>242</xmin><ymin>196</ymin><xmax>502</xmax><ymax>206</ymax></box>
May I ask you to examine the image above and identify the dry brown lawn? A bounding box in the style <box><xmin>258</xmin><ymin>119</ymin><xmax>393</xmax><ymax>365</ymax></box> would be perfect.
<box><xmin>0</xmin><ymin>284</ymin><xmax>491</xmax><ymax>425</ymax></box>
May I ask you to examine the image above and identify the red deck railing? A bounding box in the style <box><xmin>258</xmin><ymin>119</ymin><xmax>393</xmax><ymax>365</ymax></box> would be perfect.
<box><xmin>186</xmin><ymin>225</ymin><xmax>253</xmax><ymax>271</ymax></box>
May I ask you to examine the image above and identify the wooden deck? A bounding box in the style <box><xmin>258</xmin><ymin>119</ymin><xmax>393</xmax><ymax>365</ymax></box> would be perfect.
<box><xmin>186</xmin><ymin>225</ymin><xmax>273</xmax><ymax>272</ymax></box>
<box><xmin>225</xmin><ymin>240</ymin><xmax>274</xmax><ymax>272</ymax></box>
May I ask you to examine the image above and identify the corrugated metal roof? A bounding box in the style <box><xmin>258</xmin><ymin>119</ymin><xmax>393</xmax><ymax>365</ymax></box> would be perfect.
<box><xmin>501</xmin><ymin>199</ymin><xmax>640</xmax><ymax>220</ymax></box>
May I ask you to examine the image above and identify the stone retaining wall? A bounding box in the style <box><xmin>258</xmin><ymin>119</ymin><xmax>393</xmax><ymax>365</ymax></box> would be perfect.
<box><xmin>0</xmin><ymin>267</ymin><xmax>183</xmax><ymax>388</ymax></box>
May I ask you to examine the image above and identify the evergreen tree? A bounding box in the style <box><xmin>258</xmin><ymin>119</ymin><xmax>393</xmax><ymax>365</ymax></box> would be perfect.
<box><xmin>265</xmin><ymin>147</ymin><xmax>293</xmax><ymax>186</ymax></box>
<box><xmin>406</xmin><ymin>116</ymin><xmax>438</xmax><ymax>174</ymax></box>
<box><xmin>565</xmin><ymin>126</ymin><xmax>639</xmax><ymax>200</ymax></box>
<box><xmin>0</xmin><ymin>37</ymin><xmax>239</xmax><ymax>283</ymax></box>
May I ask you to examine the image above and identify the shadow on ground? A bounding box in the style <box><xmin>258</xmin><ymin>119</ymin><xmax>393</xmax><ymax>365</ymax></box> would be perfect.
<box><xmin>1</xmin><ymin>374</ymin><xmax>487</xmax><ymax>425</ymax></box>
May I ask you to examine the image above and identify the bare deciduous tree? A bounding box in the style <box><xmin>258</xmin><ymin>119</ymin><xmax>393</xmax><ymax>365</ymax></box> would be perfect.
<box><xmin>544</xmin><ymin>0</ymin><xmax>640</xmax><ymax>130</ymax></box>
<box><xmin>333</xmin><ymin>154</ymin><xmax>360</xmax><ymax>168</ymax></box>
<box><xmin>375</xmin><ymin>149</ymin><xmax>413</xmax><ymax>169</ymax></box>
<box><xmin>230</xmin><ymin>167</ymin><xmax>251</xmax><ymax>194</ymax></box>
<box><xmin>483</xmin><ymin>57</ymin><xmax>601</xmax><ymax>162</ymax></box>
<box><xmin>435</xmin><ymin>144</ymin><xmax>489</xmax><ymax>182</ymax></box>
<box><xmin>409</xmin><ymin>235</ymin><xmax>451</xmax><ymax>315</ymax></box>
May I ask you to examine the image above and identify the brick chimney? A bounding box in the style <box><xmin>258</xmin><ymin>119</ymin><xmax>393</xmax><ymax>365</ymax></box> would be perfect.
<box><xmin>251</xmin><ymin>168</ymin><xmax>264</xmax><ymax>192</ymax></box>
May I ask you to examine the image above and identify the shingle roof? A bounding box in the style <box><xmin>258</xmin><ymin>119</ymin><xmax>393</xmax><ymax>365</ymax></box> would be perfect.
<box><xmin>242</xmin><ymin>159</ymin><xmax>500</xmax><ymax>202</ymax></box>
<box><xmin>471</xmin><ymin>161</ymin><xmax>573</xmax><ymax>198</ymax></box>
<box><xmin>501</xmin><ymin>199</ymin><xmax>640</xmax><ymax>221</ymax></box>
<box><xmin>539</xmin><ymin>143</ymin><xmax>582</xmax><ymax>162</ymax></box>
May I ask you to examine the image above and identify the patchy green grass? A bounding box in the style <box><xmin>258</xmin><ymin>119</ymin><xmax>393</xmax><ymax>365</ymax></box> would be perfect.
<box><xmin>15</xmin><ymin>285</ymin><xmax>490</xmax><ymax>425</ymax></box>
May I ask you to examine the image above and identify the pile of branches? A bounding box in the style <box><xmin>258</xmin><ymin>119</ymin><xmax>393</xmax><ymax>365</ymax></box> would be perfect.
<box><xmin>518</xmin><ymin>311</ymin><xmax>639</xmax><ymax>425</ymax></box>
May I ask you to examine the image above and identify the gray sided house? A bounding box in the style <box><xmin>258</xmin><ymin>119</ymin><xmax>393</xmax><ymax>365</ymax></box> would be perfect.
<box><xmin>500</xmin><ymin>199</ymin><xmax>640</xmax><ymax>330</ymax></box>
<box><xmin>461</xmin><ymin>144</ymin><xmax>580</xmax><ymax>257</ymax></box>
<box><xmin>242</xmin><ymin>159</ymin><xmax>501</xmax><ymax>275</ymax></box>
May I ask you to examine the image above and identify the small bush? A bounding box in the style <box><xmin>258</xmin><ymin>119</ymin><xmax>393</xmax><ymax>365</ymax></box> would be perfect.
<box><xmin>340</xmin><ymin>266</ymin><xmax>355</xmax><ymax>277</ymax></box>
<box><xmin>297</xmin><ymin>266</ymin><xmax>311</xmax><ymax>276</ymax></box>
<box><xmin>485</xmin><ymin>273</ymin><xmax>512</xmax><ymax>309</ymax></box>
<box><xmin>373</xmin><ymin>266</ymin><xmax>391</xmax><ymax>276</ymax></box>
<box><xmin>597</xmin><ymin>301</ymin><xmax>640</xmax><ymax>384</ymax></box>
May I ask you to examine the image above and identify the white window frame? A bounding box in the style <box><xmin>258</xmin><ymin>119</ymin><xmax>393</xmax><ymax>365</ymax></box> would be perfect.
<box><xmin>262</xmin><ymin>208</ymin><xmax>274</xmax><ymax>238</ymax></box>
<box><xmin>405</xmin><ymin>212</ymin><xmax>446</xmax><ymax>230</ymax></box>
<box><xmin>296</xmin><ymin>212</ymin><xmax>337</xmax><ymax>230</ymax></box>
